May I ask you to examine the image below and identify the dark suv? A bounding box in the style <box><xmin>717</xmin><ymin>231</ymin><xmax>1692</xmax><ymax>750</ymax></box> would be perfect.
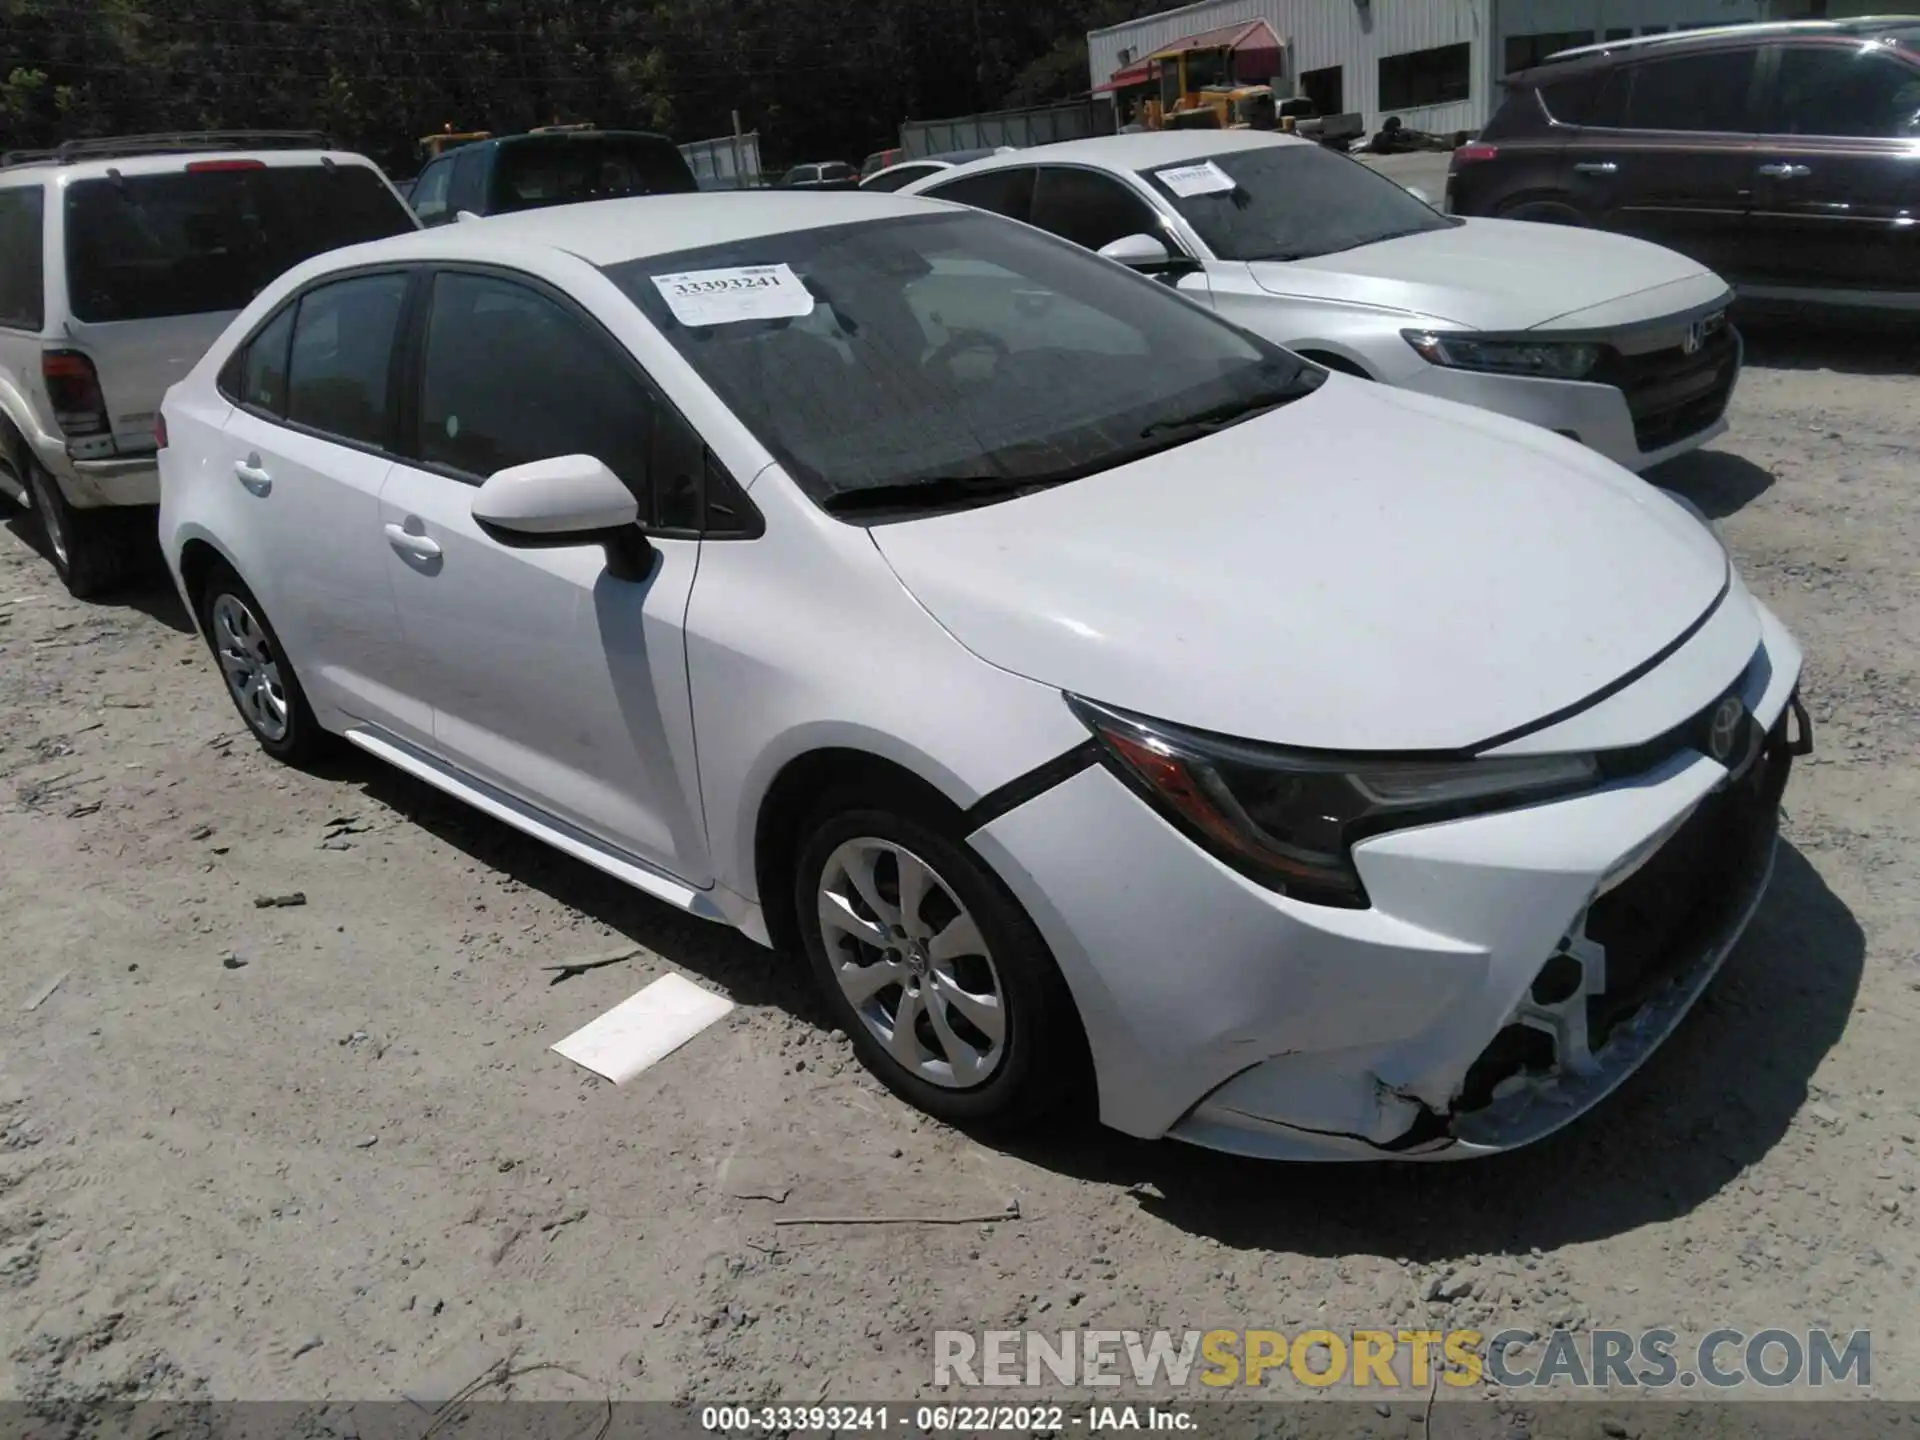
<box><xmin>1447</xmin><ymin>19</ymin><xmax>1920</xmax><ymax>311</ymax></box>
<box><xmin>410</xmin><ymin>128</ymin><xmax>697</xmax><ymax>226</ymax></box>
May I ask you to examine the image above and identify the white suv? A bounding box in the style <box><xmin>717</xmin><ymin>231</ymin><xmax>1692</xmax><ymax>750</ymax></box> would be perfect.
<box><xmin>0</xmin><ymin>131</ymin><xmax>419</xmax><ymax>596</ymax></box>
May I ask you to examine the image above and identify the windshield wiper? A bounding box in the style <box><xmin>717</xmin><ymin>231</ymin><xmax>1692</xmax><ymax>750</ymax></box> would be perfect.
<box><xmin>1137</xmin><ymin>382</ymin><xmax>1318</xmax><ymax>441</ymax></box>
<box><xmin>821</xmin><ymin>474</ymin><xmax>1073</xmax><ymax>517</ymax></box>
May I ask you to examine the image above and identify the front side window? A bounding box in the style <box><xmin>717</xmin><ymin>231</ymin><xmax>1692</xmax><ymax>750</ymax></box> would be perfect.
<box><xmin>285</xmin><ymin>272</ymin><xmax>408</xmax><ymax>448</ymax></box>
<box><xmin>863</xmin><ymin>164</ymin><xmax>939</xmax><ymax>192</ymax></box>
<box><xmin>1139</xmin><ymin>143</ymin><xmax>1457</xmax><ymax>263</ymax></box>
<box><xmin>607</xmin><ymin>212</ymin><xmax>1319</xmax><ymax>515</ymax></box>
<box><xmin>1766</xmin><ymin>45</ymin><xmax>1920</xmax><ymax>138</ymax></box>
<box><xmin>411</xmin><ymin>158</ymin><xmax>454</xmax><ymax>222</ymax></box>
<box><xmin>0</xmin><ymin>185</ymin><xmax>45</xmax><ymax>330</ymax></box>
<box><xmin>922</xmin><ymin>167</ymin><xmax>1035</xmax><ymax>222</ymax></box>
<box><xmin>1378</xmin><ymin>42</ymin><xmax>1472</xmax><ymax>110</ymax></box>
<box><xmin>416</xmin><ymin>271</ymin><xmax>652</xmax><ymax>487</ymax></box>
<box><xmin>62</xmin><ymin>165</ymin><xmax>416</xmax><ymax>323</ymax></box>
<box><xmin>1028</xmin><ymin>168</ymin><xmax>1167</xmax><ymax>253</ymax></box>
<box><xmin>1620</xmin><ymin>49</ymin><xmax>1757</xmax><ymax>132</ymax></box>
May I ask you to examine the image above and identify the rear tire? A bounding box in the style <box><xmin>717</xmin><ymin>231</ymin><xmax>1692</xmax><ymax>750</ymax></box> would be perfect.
<box><xmin>1500</xmin><ymin>199</ymin><xmax>1588</xmax><ymax>227</ymax></box>
<box><xmin>24</xmin><ymin>457</ymin><xmax>135</xmax><ymax>599</ymax></box>
<box><xmin>793</xmin><ymin>790</ymin><xmax>1088</xmax><ymax>1135</ymax></box>
<box><xmin>195</xmin><ymin>560</ymin><xmax>329</xmax><ymax>766</ymax></box>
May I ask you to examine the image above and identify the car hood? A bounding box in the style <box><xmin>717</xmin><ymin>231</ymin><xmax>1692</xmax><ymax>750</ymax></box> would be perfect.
<box><xmin>1255</xmin><ymin>217</ymin><xmax>1728</xmax><ymax>331</ymax></box>
<box><xmin>870</xmin><ymin>378</ymin><xmax>1732</xmax><ymax>753</ymax></box>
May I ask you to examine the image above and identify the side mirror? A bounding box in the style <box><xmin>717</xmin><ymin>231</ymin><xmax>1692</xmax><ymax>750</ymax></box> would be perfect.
<box><xmin>1404</xmin><ymin>185</ymin><xmax>1433</xmax><ymax>206</ymax></box>
<box><xmin>1097</xmin><ymin>232</ymin><xmax>1173</xmax><ymax>268</ymax></box>
<box><xmin>472</xmin><ymin>454</ymin><xmax>651</xmax><ymax>575</ymax></box>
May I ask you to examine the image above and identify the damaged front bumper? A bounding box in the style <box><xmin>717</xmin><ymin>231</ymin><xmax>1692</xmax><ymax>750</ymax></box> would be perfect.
<box><xmin>967</xmin><ymin>618</ymin><xmax>1809</xmax><ymax>1163</ymax></box>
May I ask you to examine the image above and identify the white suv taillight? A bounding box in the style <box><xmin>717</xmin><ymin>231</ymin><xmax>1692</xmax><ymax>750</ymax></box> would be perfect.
<box><xmin>154</xmin><ymin>411</ymin><xmax>169</xmax><ymax>450</ymax></box>
<box><xmin>42</xmin><ymin>350</ymin><xmax>112</xmax><ymax>453</ymax></box>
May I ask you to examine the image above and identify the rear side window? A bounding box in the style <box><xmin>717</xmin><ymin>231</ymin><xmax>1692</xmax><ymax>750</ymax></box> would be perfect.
<box><xmin>1766</xmin><ymin>46</ymin><xmax>1920</xmax><ymax>138</ymax></box>
<box><xmin>240</xmin><ymin>303</ymin><xmax>296</xmax><ymax>414</ymax></box>
<box><xmin>1536</xmin><ymin>71</ymin><xmax>1608</xmax><ymax>125</ymax></box>
<box><xmin>490</xmin><ymin>136</ymin><xmax>698</xmax><ymax>215</ymax></box>
<box><xmin>0</xmin><ymin>185</ymin><xmax>45</xmax><ymax>330</ymax></box>
<box><xmin>448</xmin><ymin>148</ymin><xmax>488</xmax><ymax>213</ymax></box>
<box><xmin>62</xmin><ymin>165</ymin><xmax>415</xmax><ymax>324</ymax></box>
<box><xmin>924</xmin><ymin>167</ymin><xmax>1035</xmax><ymax>223</ymax></box>
<box><xmin>411</xmin><ymin>157</ymin><xmax>454</xmax><ymax>223</ymax></box>
<box><xmin>285</xmin><ymin>272</ymin><xmax>408</xmax><ymax>448</ymax></box>
<box><xmin>1619</xmin><ymin>50</ymin><xmax>1757</xmax><ymax>132</ymax></box>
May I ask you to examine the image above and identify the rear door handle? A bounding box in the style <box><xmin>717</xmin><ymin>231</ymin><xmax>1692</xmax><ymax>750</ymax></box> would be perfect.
<box><xmin>1573</xmin><ymin>161</ymin><xmax>1618</xmax><ymax>175</ymax></box>
<box><xmin>1757</xmin><ymin>163</ymin><xmax>1812</xmax><ymax>178</ymax></box>
<box><xmin>384</xmin><ymin>522</ymin><xmax>442</xmax><ymax>560</ymax></box>
<box><xmin>233</xmin><ymin>457</ymin><xmax>272</xmax><ymax>495</ymax></box>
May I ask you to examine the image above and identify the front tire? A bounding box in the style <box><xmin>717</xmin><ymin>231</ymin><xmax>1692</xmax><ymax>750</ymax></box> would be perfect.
<box><xmin>196</xmin><ymin>561</ymin><xmax>328</xmax><ymax>765</ymax></box>
<box><xmin>794</xmin><ymin>794</ymin><xmax>1086</xmax><ymax>1133</ymax></box>
<box><xmin>24</xmin><ymin>457</ymin><xmax>135</xmax><ymax>599</ymax></box>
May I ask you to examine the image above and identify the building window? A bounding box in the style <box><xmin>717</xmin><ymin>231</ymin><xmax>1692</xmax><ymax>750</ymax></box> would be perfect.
<box><xmin>1505</xmin><ymin>30</ymin><xmax>1595</xmax><ymax>73</ymax></box>
<box><xmin>1299</xmin><ymin>64</ymin><xmax>1344</xmax><ymax>114</ymax></box>
<box><xmin>1605</xmin><ymin>27</ymin><xmax>1633</xmax><ymax>41</ymax></box>
<box><xmin>1378</xmin><ymin>42</ymin><xmax>1472</xmax><ymax>110</ymax></box>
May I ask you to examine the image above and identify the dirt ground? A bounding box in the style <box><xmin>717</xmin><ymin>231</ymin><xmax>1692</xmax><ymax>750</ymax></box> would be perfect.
<box><xmin>2</xmin><ymin>323</ymin><xmax>1917</xmax><ymax>1419</ymax></box>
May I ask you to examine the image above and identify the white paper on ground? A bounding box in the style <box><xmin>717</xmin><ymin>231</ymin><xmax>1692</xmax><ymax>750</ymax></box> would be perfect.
<box><xmin>651</xmin><ymin>264</ymin><xmax>815</xmax><ymax>327</ymax></box>
<box><xmin>1154</xmin><ymin>160</ymin><xmax>1237</xmax><ymax>198</ymax></box>
<box><xmin>551</xmin><ymin>972</ymin><xmax>735</xmax><ymax>1084</ymax></box>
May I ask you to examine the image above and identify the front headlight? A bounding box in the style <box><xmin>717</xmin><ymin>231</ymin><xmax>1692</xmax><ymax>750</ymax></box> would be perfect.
<box><xmin>1070</xmin><ymin>696</ymin><xmax>1599</xmax><ymax>908</ymax></box>
<box><xmin>1403</xmin><ymin>329</ymin><xmax>1601</xmax><ymax>381</ymax></box>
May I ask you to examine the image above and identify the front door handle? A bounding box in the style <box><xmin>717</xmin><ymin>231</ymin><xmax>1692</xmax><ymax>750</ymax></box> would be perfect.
<box><xmin>1573</xmin><ymin>161</ymin><xmax>1619</xmax><ymax>175</ymax></box>
<box><xmin>1757</xmin><ymin>162</ymin><xmax>1812</xmax><ymax>179</ymax></box>
<box><xmin>384</xmin><ymin>522</ymin><xmax>442</xmax><ymax>561</ymax></box>
<box><xmin>233</xmin><ymin>456</ymin><xmax>272</xmax><ymax>495</ymax></box>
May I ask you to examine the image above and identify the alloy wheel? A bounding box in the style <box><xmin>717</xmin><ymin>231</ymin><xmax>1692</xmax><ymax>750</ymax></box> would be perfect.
<box><xmin>816</xmin><ymin>837</ymin><xmax>1007</xmax><ymax>1089</ymax></box>
<box><xmin>211</xmin><ymin>592</ymin><xmax>291</xmax><ymax>743</ymax></box>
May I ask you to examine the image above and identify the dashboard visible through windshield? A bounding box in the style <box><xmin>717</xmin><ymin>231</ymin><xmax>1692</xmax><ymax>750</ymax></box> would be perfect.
<box><xmin>609</xmin><ymin>212</ymin><xmax>1321</xmax><ymax>518</ymax></box>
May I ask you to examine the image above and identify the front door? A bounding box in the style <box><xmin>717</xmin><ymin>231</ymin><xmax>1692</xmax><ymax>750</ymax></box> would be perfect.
<box><xmin>1743</xmin><ymin>41</ymin><xmax>1920</xmax><ymax>295</ymax></box>
<box><xmin>1564</xmin><ymin>45</ymin><xmax>1763</xmax><ymax>277</ymax></box>
<box><xmin>378</xmin><ymin>267</ymin><xmax>710</xmax><ymax>884</ymax></box>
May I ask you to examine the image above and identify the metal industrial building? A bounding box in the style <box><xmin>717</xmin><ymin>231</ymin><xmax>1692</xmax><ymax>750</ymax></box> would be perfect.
<box><xmin>1087</xmin><ymin>0</ymin><xmax>1880</xmax><ymax>137</ymax></box>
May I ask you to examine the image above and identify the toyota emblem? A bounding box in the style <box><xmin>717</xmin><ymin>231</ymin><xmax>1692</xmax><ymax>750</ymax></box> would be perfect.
<box><xmin>1708</xmin><ymin>696</ymin><xmax>1746</xmax><ymax>764</ymax></box>
<box><xmin>1683</xmin><ymin>321</ymin><xmax>1706</xmax><ymax>356</ymax></box>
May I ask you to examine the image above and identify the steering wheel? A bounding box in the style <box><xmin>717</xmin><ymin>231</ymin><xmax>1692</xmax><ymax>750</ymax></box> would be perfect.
<box><xmin>924</xmin><ymin>327</ymin><xmax>1011</xmax><ymax>385</ymax></box>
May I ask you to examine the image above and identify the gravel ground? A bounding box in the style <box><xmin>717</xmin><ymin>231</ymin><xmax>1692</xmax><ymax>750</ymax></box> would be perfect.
<box><xmin>1</xmin><ymin>329</ymin><xmax>1917</xmax><ymax>1419</ymax></box>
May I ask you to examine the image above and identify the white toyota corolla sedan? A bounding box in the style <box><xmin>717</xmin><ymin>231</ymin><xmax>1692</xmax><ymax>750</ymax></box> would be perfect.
<box><xmin>157</xmin><ymin>191</ymin><xmax>1809</xmax><ymax>1161</ymax></box>
<box><xmin>902</xmin><ymin>131</ymin><xmax>1740</xmax><ymax>473</ymax></box>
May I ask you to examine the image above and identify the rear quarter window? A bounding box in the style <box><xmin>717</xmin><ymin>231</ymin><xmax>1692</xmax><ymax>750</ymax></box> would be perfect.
<box><xmin>62</xmin><ymin>164</ymin><xmax>416</xmax><ymax>324</ymax></box>
<box><xmin>0</xmin><ymin>185</ymin><xmax>46</xmax><ymax>330</ymax></box>
<box><xmin>1536</xmin><ymin>70</ymin><xmax>1608</xmax><ymax>125</ymax></box>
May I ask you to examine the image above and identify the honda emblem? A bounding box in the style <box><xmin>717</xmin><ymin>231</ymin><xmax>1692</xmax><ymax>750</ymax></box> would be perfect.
<box><xmin>1682</xmin><ymin>321</ymin><xmax>1706</xmax><ymax>356</ymax></box>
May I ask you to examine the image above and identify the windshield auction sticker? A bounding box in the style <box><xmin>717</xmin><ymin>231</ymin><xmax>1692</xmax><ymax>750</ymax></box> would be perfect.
<box><xmin>1154</xmin><ymin>160</ymin><xmax>1236</xmax><ymax>198</ymax></box>
<box><xmin>652</xmin><ymin>263</ymin><xmax>815</xmax><ymax>326</ymax></box>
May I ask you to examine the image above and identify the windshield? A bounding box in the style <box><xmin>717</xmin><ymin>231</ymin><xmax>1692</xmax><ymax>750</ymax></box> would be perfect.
<box><xmin>607</xmin><ymin>212</ymin><xmax>1319</xmax><ymax>516</ymax></box>
<box><xmin>63</xmin><ymin>164</ymin><xmax>415</xmax><ymax>324</ymax></box>
<box><xmin>1140</xmin><ymin>143</ymin><xmax>1459</xmax><ymax>263</ymax></box>
<box><xmin>491</xmin><ymin>135</ymin><xmax>697</xmax><ymax>214</ymax></box>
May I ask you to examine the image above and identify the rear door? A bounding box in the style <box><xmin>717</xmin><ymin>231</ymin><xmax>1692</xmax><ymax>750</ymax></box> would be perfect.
<box><xmin>1561</xmin><ymin>44</ymin><xmax>1763</xmax><ymax>277</ymax></box>
<box><xmin>58</xmin><ymin>159</ymin><xmax>419</xmax><ymax>458</ymax></box>
<box><xmin>1743</xmin><ymin>40</ymin><xmax>1920</xmax><ymax>295</ymax></box>
<box><xmin>215</xmin><ymin>269</ymin><xmax>429</xmax><ymax>741</ymax></box>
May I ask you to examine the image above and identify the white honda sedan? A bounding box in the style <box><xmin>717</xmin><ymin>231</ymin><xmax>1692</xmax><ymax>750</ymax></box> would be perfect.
<box><xmin>157</xmin><ymin>192</ymin><xmax>1809</xmax><ymax>1161</ymax></box>
<box><xmin>903</xmin><ymin>132</ymin><xmax>1740</xmax><ymax>473</ymax></box>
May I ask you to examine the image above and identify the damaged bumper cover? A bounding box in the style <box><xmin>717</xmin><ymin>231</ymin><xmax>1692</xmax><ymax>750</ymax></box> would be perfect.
<box><xmin>967</xmin><ymin>613</ymin><xmax>1808</xmax><ymax>1163</ymax></box>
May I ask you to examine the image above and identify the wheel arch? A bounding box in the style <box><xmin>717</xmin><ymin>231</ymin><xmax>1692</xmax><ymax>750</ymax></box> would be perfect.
<box><xmin>173</xmin><ymin>529</ymin><xmax>251</xmax><ymax>636</ymax></box>
<box><xmin>1293</xmin><ymin>346</ymin><xmax>1376</xmax><ymax>379</ymax></box>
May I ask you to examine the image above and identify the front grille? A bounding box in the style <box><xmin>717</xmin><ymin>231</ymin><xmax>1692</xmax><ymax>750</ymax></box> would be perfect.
<box><xmin>1583</xmin><ymin>718</ymin><xmax>1790</xmax><ymax>1046</ymax></box>
<box><xmin>1592</xmin><ymin>325</ymin><xmax>1739</xmax><ymax>454</ymax></box>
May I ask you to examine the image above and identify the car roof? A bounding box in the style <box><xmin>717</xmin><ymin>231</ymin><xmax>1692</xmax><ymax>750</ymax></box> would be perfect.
<box><xmin>311</xmin><ymin>190</ymin><xmax>960</xmax><ymax>269</ymax></box>
<box><xmin>0</xmin><ymin>148</ymin><xmax>384</xmax><ymax>186</ymax></box>
<box><xmin>1541</xmin><ymin>16</ymin><xmax>1919</xmax><ymax>65</ymax></box>
<box><xmin>917</xmin><ymin>128</ymin><xmax>1309</xmax><ymax>180</ymax></box>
